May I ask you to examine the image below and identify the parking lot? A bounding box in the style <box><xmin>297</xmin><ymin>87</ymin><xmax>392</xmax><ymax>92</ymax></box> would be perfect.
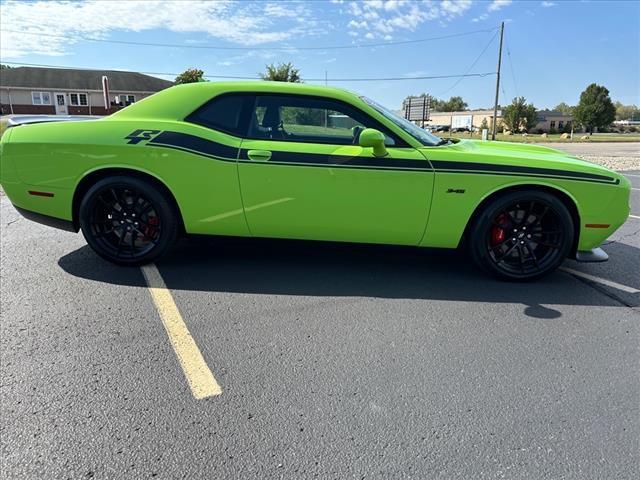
<box><xmin>1</xmin><ymin>162</ymin><xmax>639</xmax><ymax>478</ymax></box>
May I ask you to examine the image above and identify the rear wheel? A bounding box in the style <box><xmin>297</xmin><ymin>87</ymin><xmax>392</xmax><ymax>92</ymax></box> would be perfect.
<box><xmin>79</xmin><ymin>176</ymin><xmax>179</xmax><ymax>265</ymax></box>
<box><xmin>469</xmin><ymin>191</ymin><xmax>574</xmax><ymax>280</ymax></box>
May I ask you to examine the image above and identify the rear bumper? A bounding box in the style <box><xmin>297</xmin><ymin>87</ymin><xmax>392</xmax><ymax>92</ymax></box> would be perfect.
<box><xmin>14</xmin><ymin>205</ymin><xmax>77</xmax><ymax>232</ymax></box>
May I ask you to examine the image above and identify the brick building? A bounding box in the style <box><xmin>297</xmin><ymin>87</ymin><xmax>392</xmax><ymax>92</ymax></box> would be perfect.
<box><xmin>0</xmin><ymin>67</ymin><xmax>172</xmax><ymax>116</ymax></box>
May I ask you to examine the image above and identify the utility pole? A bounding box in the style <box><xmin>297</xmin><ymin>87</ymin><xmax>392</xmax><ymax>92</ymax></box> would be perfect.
<box><xmin>491</xmin><ymin>21</ymin><xmax>505</xmax><ymax>141</ymax></box>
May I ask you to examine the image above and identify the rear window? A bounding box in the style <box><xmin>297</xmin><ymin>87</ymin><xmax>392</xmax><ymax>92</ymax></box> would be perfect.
<box><xmin>186</xmin><ymin>95</ymin><xmax>248</xmax><ymax>136</ymax></box>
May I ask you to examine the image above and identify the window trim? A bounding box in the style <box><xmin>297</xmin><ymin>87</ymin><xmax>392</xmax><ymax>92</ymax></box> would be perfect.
<box><xmin>184</xmin><ymin>93</ymin><xmax>255</xmax><ymax>137</ymax></box>
<box><xmin>69</xmin><ymin>92</ymin><xmax>88</xmax><ymax>106</ymax></box>
<box><xmin>31</xmin><ymin>91</ymin><xmax>51</xmax><ymax>106</ymax></box>
<box><xmin>243</xmin><ymin>93</ymin><xmax>408</xmax><ymax>147</ymax></box>
<box><xmin>184</xmin><ymin>92</ymin><xmax>408</xmax><ymax>147</ymax></box>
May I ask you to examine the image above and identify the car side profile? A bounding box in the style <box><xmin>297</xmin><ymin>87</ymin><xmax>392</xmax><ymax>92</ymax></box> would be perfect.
<box><xmin>0</xmin><ymin>81</ymin><xmax>631</xmax><ymax>280</ymax></box>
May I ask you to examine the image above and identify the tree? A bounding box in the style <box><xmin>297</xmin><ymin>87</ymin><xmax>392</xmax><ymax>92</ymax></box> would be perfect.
<box><xmin>614</xmin><ymin>101</ymin><xmax>640</xmax><ymax>121</ymax></box>
<box><xmin>442</xmin><ymin>96</ymin><xmax>468</xmax><ymax>112</ymax></box>
<box><xmin>573</xmin><ymin>83</ymin><xmax>616</xmax><ymax>134</ymax></box>
<box><xmin>553</xmin><ymin>102</ymin><xmax>574</xmax><ymax>115</ymax></box>
<box><xmin>502</xmin><ymin>97</ymin><xmax>538</xmax><ymax>132</ymax></box>
<box><xmin>430</xmin><ymin>96</ymin><xmax>468</xmax><ymax>112</ymax></box>
<box><xmin>260</xmin><ymin>62</ymin><xmax>301</xmax><ymax>82</ymax></box>
<box><xmin>480</xmin><ymin>118</ymin><xmax>489</xmax><ymax>130</ymax></box>
<box><xmin>174</xmin><ymin>68</ymin><xmax>205</xmax><ymax>84</ymax></box>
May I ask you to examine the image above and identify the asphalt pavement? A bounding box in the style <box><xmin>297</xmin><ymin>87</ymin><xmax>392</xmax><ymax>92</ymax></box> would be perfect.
<box><xmin>1</xmin><ymin>172</ymin><xmax>638</xmax><ymax>479</ymax></box>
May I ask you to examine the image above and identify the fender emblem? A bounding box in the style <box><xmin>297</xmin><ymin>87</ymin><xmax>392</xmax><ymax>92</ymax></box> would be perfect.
<box><xmin>125</xmin><ymin>129</ymin><xmax>161</xmax><ymax>144</ymax></box>
<box><xmin>446</xmin><ymin>188</ymin><xmax>466</xmax><ymax>194</ymax></box>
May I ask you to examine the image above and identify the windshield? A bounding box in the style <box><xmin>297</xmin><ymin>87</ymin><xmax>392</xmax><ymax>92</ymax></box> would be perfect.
<box><xmin>361</xmin><ymin>96</ymin><xmax>443</xmax><ymax>147</ymax></box>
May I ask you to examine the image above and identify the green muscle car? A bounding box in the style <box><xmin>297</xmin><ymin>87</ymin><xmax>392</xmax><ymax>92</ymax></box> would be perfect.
<box><xmin>0</xmin><ymin>82</ymin><xmax>631</xmax><ymax>280</ymax></box>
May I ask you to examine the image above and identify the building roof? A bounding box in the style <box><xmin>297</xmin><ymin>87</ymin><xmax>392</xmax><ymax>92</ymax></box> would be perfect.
<box><xmin>0</xmin><ymin>67</ymin><xmax>173</xmax><ymax>92</ymax></box>
<box><xmin>430</xmin><ymin>109</ymin><xmax>502</xmax><ymax>116</ymax></box>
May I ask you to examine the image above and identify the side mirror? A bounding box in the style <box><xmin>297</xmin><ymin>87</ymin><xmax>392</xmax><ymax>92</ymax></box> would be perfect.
<box><xmin>358</xmin><ymin>128</ymin><xmax>388</xmax><ymax>157</ymax></box>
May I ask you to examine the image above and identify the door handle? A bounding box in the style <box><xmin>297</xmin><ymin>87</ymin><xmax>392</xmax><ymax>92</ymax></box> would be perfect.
<box><xmin>247</xmin><ymin>150</ymin><xmax>272</xmax><ymax>161</ymax></box>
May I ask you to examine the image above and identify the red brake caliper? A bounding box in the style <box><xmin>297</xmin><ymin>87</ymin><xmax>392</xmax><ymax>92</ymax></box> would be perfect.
<box><xmin>491</xmin><ymin>213</ymin><xmax>507</xmax><ymax>246</ymax></box>
<box><xmin>144</xmin><ymin>216</ymin><xmax>159</xmax><ymax>240</ymax></box>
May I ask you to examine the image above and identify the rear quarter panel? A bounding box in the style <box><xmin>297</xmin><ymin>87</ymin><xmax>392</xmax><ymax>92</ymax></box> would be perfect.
<box><xmin>3</xmin><ymin>119</ymin><xmax>249</xmax><ymax>236</ymax></box>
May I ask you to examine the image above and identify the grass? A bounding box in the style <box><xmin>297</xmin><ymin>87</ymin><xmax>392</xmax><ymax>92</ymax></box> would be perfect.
<box><xmin>439</xmin><ymin>131</ymin><xmax>640</xmax><ymax>143</ymax></box>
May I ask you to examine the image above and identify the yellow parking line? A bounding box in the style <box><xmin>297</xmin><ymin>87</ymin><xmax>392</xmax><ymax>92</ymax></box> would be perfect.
<box><xmin>141</xmin><ymin>263</ymin><xmax>221</xmax><ymax>399</ymax></box>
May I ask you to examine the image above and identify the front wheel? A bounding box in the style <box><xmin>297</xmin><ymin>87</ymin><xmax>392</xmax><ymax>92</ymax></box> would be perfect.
<box><xmin>79</xmin><ymin>176</ymin><xmax>180</xmax><ymax>265</ymax></box>
<box><xmin>469</xmin><ymin>191</ymin><xmax>574</xmax><ymax>281</ymax></box>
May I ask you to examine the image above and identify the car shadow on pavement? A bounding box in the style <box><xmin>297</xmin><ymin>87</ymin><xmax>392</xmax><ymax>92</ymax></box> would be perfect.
<box><xmin>58</xmin><ymin>236</ymin><xmax>640</xmax><ymax>318</ymax></box>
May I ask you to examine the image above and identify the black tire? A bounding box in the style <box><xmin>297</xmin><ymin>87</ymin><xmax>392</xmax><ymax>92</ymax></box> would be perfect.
<box><xmin>469</xmin><ymin>190</ymin><xmax>574</xmax><ymax>281</ymax></box>
<box><xmin>79</xmin><ymin>176</ymin><xmax>180</xmax><ymax>266</ymax></box>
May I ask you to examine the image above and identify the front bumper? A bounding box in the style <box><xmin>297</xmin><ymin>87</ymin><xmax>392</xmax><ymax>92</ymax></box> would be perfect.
<box><xmin>575</xmin><ymin>247</ymin><xmax>609</xmax><ymax>263</ymax></box>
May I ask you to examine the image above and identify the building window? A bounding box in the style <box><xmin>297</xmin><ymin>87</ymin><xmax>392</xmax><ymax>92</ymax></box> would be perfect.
<box><xmin>550</xmin><ymin>121</ymin><xmax>556</xmax><ymax>129</ymax></box>
<box><xmin>31</xmin><ymin>91</ymin><xmax>51</xmax><ymax>105</ymax></box>
<box><xmin>114</xmin><ymin>94</ymin><xmax>136</xmax><ymax>106</ymax></box>
<box><xmin>69</xmin><ymin>93</ymin><xmax>88</xmax><ymax>106</ymax></box>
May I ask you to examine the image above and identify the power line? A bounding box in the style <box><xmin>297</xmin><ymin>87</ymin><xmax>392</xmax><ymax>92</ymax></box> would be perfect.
<box><xmin>0</xmin><ymin>27</ymin><xmax>499</xmax><ymax>52</ymax></box>
<box><xmin>1</xmin><ymin>61</ymin><xmax>496</xmax><ymax>83</ymax></box>
<box><xmin>436</xmin><ymin>29</ymin><xmax>499</xmax><ymax>97</ymax></box>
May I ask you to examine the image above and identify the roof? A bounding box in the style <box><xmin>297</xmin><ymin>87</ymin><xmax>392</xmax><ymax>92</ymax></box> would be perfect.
<box><xmin>430</xmin><ymin>109</ymin><xmax>502</xmax><ymax>116</ymax></box>
<box><xmin>112</xmin><ymin>81</ymin><xmax>363</xmax><ymax>121</ymax></box>
<box><xmin>536</xmin><ymin>110</ymin><xmax>573</xmax><ymax>117</ymax></box>
<box><xmin>0</xmin><ymin>67</ymin><xmax>173</xmax><ymax>92</ymax></box>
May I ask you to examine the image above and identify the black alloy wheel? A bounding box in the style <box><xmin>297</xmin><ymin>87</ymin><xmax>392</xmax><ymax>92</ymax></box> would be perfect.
<box><xmin>79</xmin><ymin>176</ymin><xmax>179</xmax><ymax>265</ymax></box>
<box><xmin>469</xmin><ymin>191</ymin><xmax>574</xmax><ymax>280</ymax></box>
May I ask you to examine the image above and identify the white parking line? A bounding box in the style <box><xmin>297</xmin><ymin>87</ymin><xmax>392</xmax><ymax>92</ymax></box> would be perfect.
<box><xmin>623</xmin><ymin>173</ymin><xmax>640</xmax><ymax>178</ymax></box>
<box><xmin>141</xmin><ymin>263</ymin><xmax>222</xmax><ymax>399</ymax></box>
<box><xmin>630</xmin><ymin>214</ymin><xmax>640</xmax><ymax>220</ymax></box>
<box><xmin>560</xmin><ymin>267</ymin><xmax>640</xmax><ymax>294</ymax></box>
<box><xmin>631</xmin><ymin>188</ymin><xmax>640</xmax><ymax>192</ymax></box>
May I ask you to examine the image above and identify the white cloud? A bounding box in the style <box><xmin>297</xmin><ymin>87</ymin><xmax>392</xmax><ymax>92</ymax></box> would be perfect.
<box><xmin>541</xmin><ymin>1</ymin><xmax>556</xmax><ymax>7</ymax></box>
<box><xmin>488</xmin><ymin>0</ymin><xmax>512</xmax><ymax>12</ymax></box>
<box><xmin>344</xmin><ymin>0</ymin><xmax>472</xmax><ymax>41</ymax></box>
<box><xmin>473</xmin><ymin>0</ymin><xmax>512</xmax><ymax>22</ymax></box>
<box><xmin>0</xmin><ymin>0</ymin><xmax>316</xmax><ymax>58</ymax></box>
<box><xmin>216</xmin><ymin>49</ymin><xmax>277</xmax><ymax>67</ymax></box>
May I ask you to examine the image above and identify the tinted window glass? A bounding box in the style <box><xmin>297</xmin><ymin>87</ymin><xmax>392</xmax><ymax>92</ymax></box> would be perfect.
<box><xmin>248</xmin><ymin>95</ymin><xmax>398</xmax><ymax>146</ymax></box>
<box><xmin>187</xmin><ymin>95</ymin><xmax>248</xmax><ymax>135</ymax></box>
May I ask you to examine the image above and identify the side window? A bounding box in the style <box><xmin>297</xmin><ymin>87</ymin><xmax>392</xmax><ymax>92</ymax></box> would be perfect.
<box><xmin>186</xmin><ymin>95</ymin><xmax>250</xmax><ymax>136</ymax></box>
<box><xmin>248</xmin><ymin>95</ymin><xmax>397</xmax><ymax>146</ymax></box>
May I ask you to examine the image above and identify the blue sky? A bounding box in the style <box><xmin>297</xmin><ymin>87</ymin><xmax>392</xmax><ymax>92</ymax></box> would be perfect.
<box><xmin>1</xmin><ymin>0</ymin><xmax>638</xmax><ymax>110</ymax></box>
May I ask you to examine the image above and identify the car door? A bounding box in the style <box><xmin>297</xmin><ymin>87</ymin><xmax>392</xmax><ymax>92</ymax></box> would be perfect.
<box><xmin>237</xmin><ymin>94</ymin><xmax>434</xmax><ymax>245</ymax></box>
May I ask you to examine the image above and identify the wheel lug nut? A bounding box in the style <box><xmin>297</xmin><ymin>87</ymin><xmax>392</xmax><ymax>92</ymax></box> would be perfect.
<box><xmin>527</xmin><ymin>234</ymin><xmax>531</xmax><ymax>238</ymax></box>
<box><xmin>520</xmin><ymin>241</ymin><xmax>524</xmax><ymax>244</ymax></box>
<box><xmin>512</xmin><ymin>238</ymin><xmax>516</xmax><ymax>241</ymax></box>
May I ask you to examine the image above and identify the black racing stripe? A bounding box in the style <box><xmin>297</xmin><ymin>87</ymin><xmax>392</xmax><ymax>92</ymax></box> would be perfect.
<box><xmin>144</xmin><ymin>131</ymin><xmax>618</xmax><ymax>184</ymax></box>
<box><xmin>430</xmin><ymin>160</ymin><xmax>616</xmax><ymax>183</ymax></box>
<box><xmin>243</xmin><ymin>160</ymin><xmax>430</xmax><ymax>173</ymax></box>
<box><xmin>148</xmin><ymin>131</ymin><xmax>238</xmax><ymax>160</ymax></box>
<box><xmin>432</xmin><ymin>168</ymin><xmax>619</xmax><ymax>185</ymax></box>
<box><xmin>239</xmin><ymin>149</ymin><xmax>431</xmax><ymax>170</ymax></box>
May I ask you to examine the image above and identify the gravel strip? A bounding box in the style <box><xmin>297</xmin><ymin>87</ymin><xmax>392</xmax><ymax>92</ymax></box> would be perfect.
<box><xmin>578</xmin><ymin>155</ymin><xmax>640</xmax><ymax>171</ymax></box>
